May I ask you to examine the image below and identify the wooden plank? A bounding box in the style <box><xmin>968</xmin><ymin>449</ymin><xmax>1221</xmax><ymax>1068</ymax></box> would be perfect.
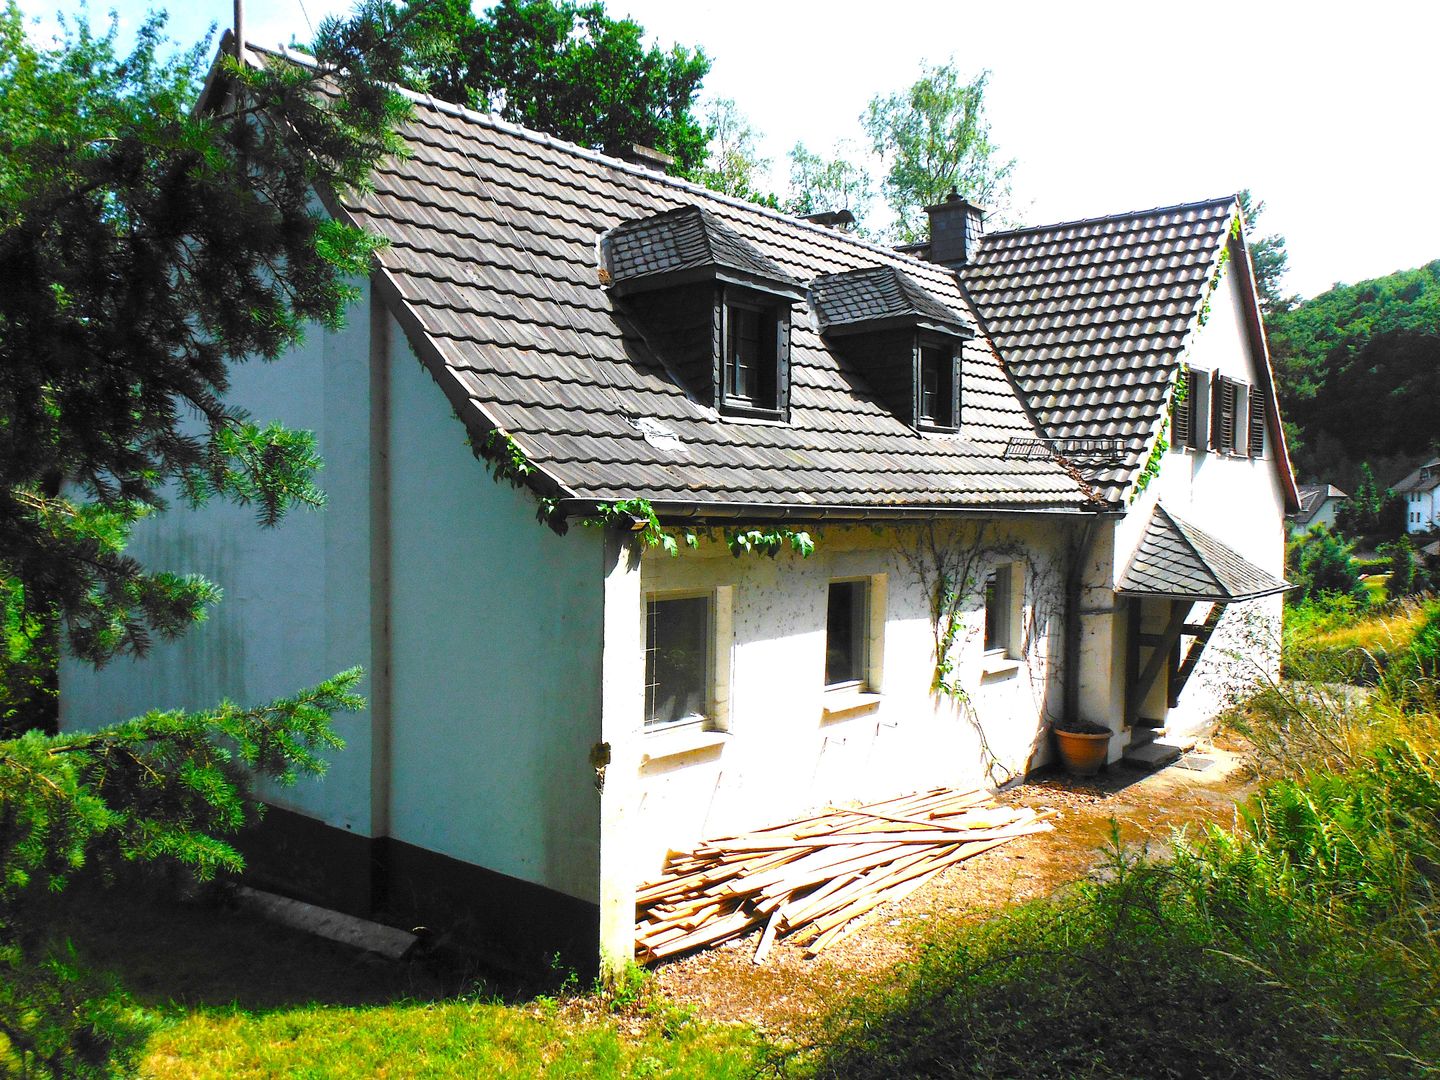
<box><xmin>752</xmin><ymin>904</ymin><xmax>786</xmax><ymax>965</ymax></box>
<box><xmin>711</xmin><ymin>824</ymin><xmax>1051</xmax><ymax>851</ymax></box>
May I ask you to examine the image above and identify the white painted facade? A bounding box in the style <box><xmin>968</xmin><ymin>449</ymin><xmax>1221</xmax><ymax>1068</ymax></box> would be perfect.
<box><xmin>1403</xmin><ymin>466</ymin><xmax>1440</xmax><ymax>534</ymax></box>
<box><xmin>61</xmin><ymin>280</ymin><xmax>608</xmax><ymax>910</ymax></box>
<box><xmin>58</xmin><ymin>233</ymin><xmax>1291</xmax><ymax>975</ymax></box>
<box><xmin>617</xmin><ymin>519</ymin><xmax>1075</xmax><ymax>879</ymax></box>
<box><xmin>1076</xmin><ymin>250</ymin><xmax>1288</xmax><ymax>757</ymax></box>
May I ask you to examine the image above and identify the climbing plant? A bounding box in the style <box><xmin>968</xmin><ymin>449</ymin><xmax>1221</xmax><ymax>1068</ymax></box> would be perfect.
<box><xmin>1131</xmin><ymin>216</ymin><xmax>1234</xmax><ymax>503</ymax></box>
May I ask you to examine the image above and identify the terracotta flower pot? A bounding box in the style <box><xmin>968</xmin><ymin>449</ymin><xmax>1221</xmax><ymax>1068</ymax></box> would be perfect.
<box><xmin>1054</xmin><ymin>728</ymin><xmax>1111</xmax><ymax>776</ymax></box>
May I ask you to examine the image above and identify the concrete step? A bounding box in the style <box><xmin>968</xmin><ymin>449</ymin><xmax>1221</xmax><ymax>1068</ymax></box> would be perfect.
<box><xmin>1126</xmin><ymin>724</ymin><xmax>1166</xmax><ymax>749</ymax></box>
<box><xmin>1123</xmin><ymin>739</ymin><xmax>1185</xmax><ymax>771</ymax></box>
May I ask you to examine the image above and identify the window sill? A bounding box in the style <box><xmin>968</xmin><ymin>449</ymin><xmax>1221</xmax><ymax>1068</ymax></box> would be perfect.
<box><xmin>980</xmin><ymin>654</ymin><xmax>1022</xmax><ymax>678</ymax></box>
<box><xmin>640</xmin><ymin>725</ymin><xmax>729</xmax><ymax>765</ymax></box>
<box><xmin>821</xmin><ymin>689</ymin><xmax>883</xmax><ymax>720</ymax></box>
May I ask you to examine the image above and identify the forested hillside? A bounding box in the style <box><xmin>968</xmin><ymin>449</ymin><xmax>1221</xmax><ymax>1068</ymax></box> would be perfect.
<box><xmin>1268</xmin><ymin>260</ymin><xmax>1440</xmax><ymax>487</ymax></box>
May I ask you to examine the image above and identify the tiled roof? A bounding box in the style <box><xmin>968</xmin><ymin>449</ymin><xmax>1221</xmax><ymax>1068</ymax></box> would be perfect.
<box><xmin>1118</xmin><ymin>505</ymin><xmax>1291</xmax><ymax>602</ymax></box>
<box><xmin>1289</xmin><ymin>483</ymin><xmax>1347</xmax><ymax>524</ymax></box>
<box><xmin>1394</xmin><ymin>459</ymin><xmax>1440</xmax><ymax>495</ymax></box>
<box><xmin>310</xmin><ymin>60</ymin><xmax>1090</xmax><ymax>516</ymax></box>
<box><xmin>963</xmin><ymin>198</ymin><xmax>1237</xmax><ymax>503</ymax></box>
<box><xmin>603</xmin><ymin>205</ymin><xmax>804</xmax><ymax>298</ymax></box>
<box><xmin>811</xmin><ymin>266</ymin><xmax>975</xmax><ymax>338</ymax></box>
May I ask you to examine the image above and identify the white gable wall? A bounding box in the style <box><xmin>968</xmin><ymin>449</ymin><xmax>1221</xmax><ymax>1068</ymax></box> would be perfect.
<box><xmin>61</xmin><ymin>281</ymin><xmax>608</xmax><ymax>911</ymax></box>
<box><xmin>1113</xmin><ymin>252</ymin><xmax>1287</xmax><ymax>736</ymax></box>
<box><xmin>383</xmin><ymin>310</ymin><xmax>605</xmax><ymax>903</ymax></box>
<box><xmin>60</xmin><ymin>281</ymin><xmax>383</xmax><ymax>838</ymax></box>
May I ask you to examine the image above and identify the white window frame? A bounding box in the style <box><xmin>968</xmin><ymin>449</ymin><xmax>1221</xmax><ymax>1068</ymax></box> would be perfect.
<box><xmin>984</xmin><ymin>562</ymin><xmax>1024</xmax><ymax>661</ymax></box>
<box><xmin>643</xmin><ymin>589</ymin><xmax>730</xmax><ymax>733</ymax></box>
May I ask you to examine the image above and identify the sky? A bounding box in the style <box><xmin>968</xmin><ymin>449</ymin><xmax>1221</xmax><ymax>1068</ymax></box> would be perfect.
<box><xmin>16</xmin><ymin>0</ymin><xmax>1440</xmax><ymax>299</ymax></box>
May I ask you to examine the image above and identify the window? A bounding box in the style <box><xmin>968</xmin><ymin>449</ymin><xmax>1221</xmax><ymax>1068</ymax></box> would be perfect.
<box><xmin>644</xmin><ymin>595</ymin><xmax>711</xmax><ymax>727</ymax></box>
<box><xmin>984</xmin><ymin>564</ymin><xmax>1022</xmax><ymax>658</ymax></box>
<box><xmin>825</xmin><ymin>580</ymin><xmax>869</xmax><ymax>688</ymax></box>
<box><xmin>722</xmin><ymin>298</ymin><xmax>782</xmax><ymax>413</ymax></box>
<box><xmin>918</xmin><ymin>344</ymin><xmax>957</xmax><ymax>429</ymax></box>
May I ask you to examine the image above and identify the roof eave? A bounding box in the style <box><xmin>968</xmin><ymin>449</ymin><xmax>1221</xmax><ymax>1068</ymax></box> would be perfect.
<box><xmin>554</xmin><ymin>497</ymin><xmax>1116</xmax><ymax>526</ymax></box>
<box><xmin>1116</xmin><ymin>583</ymin><xmax>1296</xmax><ymax>604</ymax></box>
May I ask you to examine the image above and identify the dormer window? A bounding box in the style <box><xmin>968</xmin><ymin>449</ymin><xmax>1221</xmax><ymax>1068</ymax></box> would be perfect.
<box><xmin>812</xmin><ymin>266</ymin><xmax>973</xmax><ymax>434</ymax></box>
<box><xmin>918</xmin><ymin>343</ymin><xmax>957</xmax><ymax>429</ymax></box>
<box><xmin>602</xmin><ymin>206</ymin><xmax>804</xmax><ymax>422</ymax></box>
<box><xmin>721</xmin><ymin>291</ymin><xmax>787</xmax><ymax>415</ymax></box>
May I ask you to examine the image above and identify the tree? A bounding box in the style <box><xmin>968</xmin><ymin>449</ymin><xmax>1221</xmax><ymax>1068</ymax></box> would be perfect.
<box><xmin>1237</xmin><ymin>189</ymin><xmax>1296</xmax><ymax>318</ymax></box>
<box><xmin>1292</xmin><ymin>528</ymin><xmax>1366</xmax><ymax>603</ymax></box>
<box><xmin>1267</xmin><ymin>261</ymin><xmax>1440</xmax><ymax>481</ymax></box>
<box><xmin>784</xmin><ymin>141</ymin><xmax>876</xmax><ymax>234</ymax></box>
<box><xmin>861</xmin><ymin>63</ymin><xmax>1015</xmax><ymax>243</ymax></box>
<box><xmin>0</xmin><ymin>3</ymin><xmax>416</xmax><ymax>1071</ymax></box>
<box><xmin>696</xmin><ymin>97</ymin><xmax>770</xmax><ymax>202</ymax></box>
<box><xmin>396</xmin><ymin>0</ymin><xmax>710</xmax><ymax>174</ymax></box>
<box><xmin>1380</xmin><ymin>535</ymin><xmax>1429</xmax><ymax>598</ymax></box>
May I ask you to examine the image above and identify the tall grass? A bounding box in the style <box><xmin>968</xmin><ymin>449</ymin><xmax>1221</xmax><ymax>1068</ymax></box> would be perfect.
<box><xmin>798</xmin><ymin>604</ymin><xmax>1440</xmax><ymax>1079</ymax></box>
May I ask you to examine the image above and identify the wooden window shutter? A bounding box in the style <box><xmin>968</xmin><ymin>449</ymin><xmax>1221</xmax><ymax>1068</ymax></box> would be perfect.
<box><xmin>951</xmin><ymin>348</ymin><xmax>962</xmax><ymax>430</ymax></box>
<box><xmin>1220</xmin><ymin>379</ymin><xmax>1238</xmax><ymax>452</ymax></box>
<box><xmin>774</xmin><ymin>307</ymin><xmax>792</xmax><ymax>418</ymax></box>
<box><xmin>1248</xmin><ymin>387</ymin><xmax>1266</xmax><ymax>457</ymax></box>
<box><xmin>1171</xmin><ymin>369</ymin><xmax>1191</xmax><ymax>449</ymax></box>
<box><xmin>1208</xmin><ymin>370</ymin><xmax>1223</xmax><ymax>451</ymax></box>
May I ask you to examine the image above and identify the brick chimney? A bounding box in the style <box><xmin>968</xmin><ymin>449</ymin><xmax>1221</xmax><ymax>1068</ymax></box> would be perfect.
<box><xmin>924</xmin><ymin>189</ymin><xmax>985</xmax><ymax>266</ymax></box>
<box><xmin>615</xmin><ymin>143</ymin><xmax>674</xmax><ymax>174</ymax></box>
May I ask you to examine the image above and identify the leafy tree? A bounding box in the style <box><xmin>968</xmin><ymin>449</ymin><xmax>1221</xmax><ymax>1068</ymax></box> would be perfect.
<box><xmin>784</xmin><ymin>141</ymin><xmax>876</xmax><ymax>234</ymax></box>
<box><xmin>1237</xmin><ymin>189</ymin><xmax>1296</xmax><ymax>318</ymax></box>
<box><xmin>395</xmin><ymin>0</ymin><xmax>710</xmax><ymax>174</ymax></box>
<box><xmin>1267</xmin><ymin>261</ymin><xmax>1440</xmax><ymax>482</ymax></box>
<box><xmin>696</xmin><ymin>97</ymin><xmax>771</xmax><ymax>202</ymax></box>
<box><xmin>1334</xmin><ymin>463</ymin><xmax>1405</xmax><ymax>542</ymax></box>
<box><xmin>1290</xmin><ymin>528</ymin><xmax>1366</xmax><ymax>603</ymax></box>
<box><xmin>861</xmin><ymin>63</ymin><xmax>1015</xmax><ymax>243</ymax></box>
<box><xmin>0</xmin><ymin>580</ymin><xmax>55</xmax><ymax>738</ymax></box>
<box><xmin>0</xmin><ymin>0</ymin><xmax>429</xmax><ymax>665</ymax></box>
<box><xmin>1380</xmin><ymin>535</ymin><xmax>1428</xmax><ymax>598</ymax></box>
<box><xmin>0</xmin><ymin>3</ymin><xmax>416</xmax><ymax>1072</ymax></box>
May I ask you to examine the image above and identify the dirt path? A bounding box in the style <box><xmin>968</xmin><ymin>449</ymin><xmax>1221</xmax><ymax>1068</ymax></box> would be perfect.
<box><xmin>651</xmin><ymin>740</ymin><xmax>1254</xmax><ymax>1035</ymax></box>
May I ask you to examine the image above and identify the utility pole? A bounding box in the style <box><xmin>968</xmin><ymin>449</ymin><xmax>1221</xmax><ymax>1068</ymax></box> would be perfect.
<box><xmin>233</xmin><ymin>0</ymin><xmax>245</xmax><ymax>57</ymax></box>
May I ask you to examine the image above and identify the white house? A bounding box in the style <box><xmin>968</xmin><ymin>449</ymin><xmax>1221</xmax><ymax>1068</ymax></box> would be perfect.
<box><xmin>1288</xmin><ymin>484</ymin><xmax>1348</xmax><ymax>533</ymax></box>
<box><xmin>1396</xmin><ymin>459</ymin><xmax>1440</xmax><ymax>534</ymax></box>
<box><xmin>60</xmin><ymin>46</ymin><xmax>1298</xmax><ymax>975</ymax></box>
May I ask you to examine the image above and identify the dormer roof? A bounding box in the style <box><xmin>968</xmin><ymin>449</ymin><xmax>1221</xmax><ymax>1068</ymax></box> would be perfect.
<box><xmin>603</xmin><ymin>205</ymin><xmax>806</xmax><ymax>301</ymax></box>
<box><xmin>811</xmin><ymin>266</ymin><xmax>976</xmax><ymax>339</ymax></box>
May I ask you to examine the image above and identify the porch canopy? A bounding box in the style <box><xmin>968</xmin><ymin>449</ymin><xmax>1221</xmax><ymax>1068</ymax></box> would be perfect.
<box><xmin>1118</xmin><ymin>505</ymin><xmax>1292</xmax><ymax>603</ymax></box>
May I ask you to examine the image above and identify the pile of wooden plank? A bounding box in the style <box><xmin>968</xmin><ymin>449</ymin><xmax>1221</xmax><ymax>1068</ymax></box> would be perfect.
<box><xmin>635</xmin><ymin>787</ymin><xmax>1053</xmax><ymax>965</ymax></box>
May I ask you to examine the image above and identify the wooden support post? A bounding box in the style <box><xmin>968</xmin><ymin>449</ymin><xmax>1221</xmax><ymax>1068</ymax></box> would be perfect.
<box><xmin>1126</xmin><ymin>601</ymin><xmax>1188</xmax><ymax>727</ymax></box>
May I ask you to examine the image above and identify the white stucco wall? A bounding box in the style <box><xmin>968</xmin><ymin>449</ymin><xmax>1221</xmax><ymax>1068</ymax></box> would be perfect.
<box><xmin>383</xmin><ymin>315</ymin><xmax>605</xmax><ymax>903</ymax></box>
<box><xmin>615</xmin><ymin>517</ymin><xmax>1075</xmax><ymax>877</ymax></box>
<box><xmin>60</xmin><ymin>285</ymin><xmax>608</xmax><ymax>906</ymax></box>
<box><xmin>60</xmin><ymin>282</ymin><xmax>382</xmax><ymax>837</ymax></box>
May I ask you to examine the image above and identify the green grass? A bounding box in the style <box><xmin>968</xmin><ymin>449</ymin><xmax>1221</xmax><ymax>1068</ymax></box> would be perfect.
<box><xmin>19</xmin><ymin>884</ymin><xmax>762</xmax><ymax>1080</ymax></box>
<box><xmin>794</xmin><ymin>613</ymin><xmax>1440</xmax><ymax>1080</ymax></box>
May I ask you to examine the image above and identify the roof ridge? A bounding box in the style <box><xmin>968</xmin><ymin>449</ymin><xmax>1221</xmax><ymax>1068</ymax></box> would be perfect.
<box><xmin>257</xmin><ymin>42</ymin><xmax>956</xmax><ymax>281</ymax></box>
<box><xmin>983</xmin><ymin>196</ymin><xmax>1238</xmax><ymax>242</ymax></box>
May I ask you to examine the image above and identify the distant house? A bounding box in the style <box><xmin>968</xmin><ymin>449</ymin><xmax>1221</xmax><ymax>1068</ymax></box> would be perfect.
<box><xmin>1395</xmin><ymin>458</ymin><xmax>1440</xmax><ymax>534</ymax></box>
<box><xmin>60</xmin><ymin>45</ymin><xmax>1298</xmax><ymax>974</ymax></box>
<box><xmin>1288</xmin><ymin>483</ymin><xmax>1348</xmax><ymax>532</ymax></box>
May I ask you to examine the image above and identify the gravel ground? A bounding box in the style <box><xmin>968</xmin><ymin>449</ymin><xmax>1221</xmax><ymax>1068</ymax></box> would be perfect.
<box><xmin>651</xmin><ymin>739</ymin><xmax>1253</xmax><ymax>1036</ymax></box>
